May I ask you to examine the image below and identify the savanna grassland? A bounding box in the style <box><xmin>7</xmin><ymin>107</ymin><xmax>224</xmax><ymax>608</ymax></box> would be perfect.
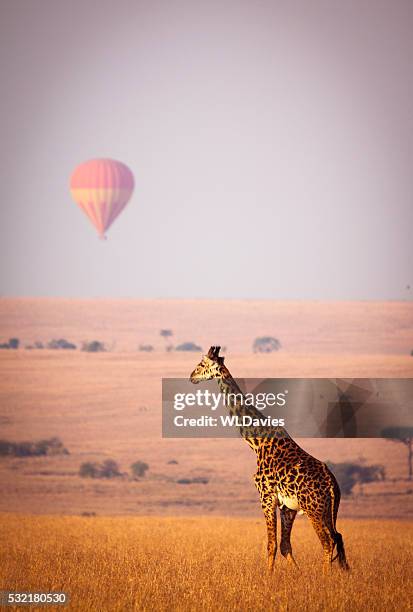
<box><xmin>1</xmin><ymin>514</ymin><xmax>412</xmax><ymax>611</ymax></box>
<box><xmin>0</xmin><ymin>299</ymin><xmax>412</xmax><ymax>611</ymax></box>
<box><xmin>0</xmin><ymin>298</ymin><xmax>412</xmax><ymax>517</ymax></box>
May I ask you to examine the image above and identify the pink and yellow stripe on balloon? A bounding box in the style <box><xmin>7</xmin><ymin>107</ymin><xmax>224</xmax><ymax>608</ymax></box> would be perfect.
<box><xmin>70</xmin><ymin>159</ymin><xmax>135</xmax><ymax>239</ymax></box>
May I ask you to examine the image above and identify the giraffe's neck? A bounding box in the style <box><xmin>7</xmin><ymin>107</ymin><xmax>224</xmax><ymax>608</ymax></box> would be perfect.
<box><xmin>216</xmin><ymin>368</ymin><xmax>290</xmax><ymax>453</ymax></box>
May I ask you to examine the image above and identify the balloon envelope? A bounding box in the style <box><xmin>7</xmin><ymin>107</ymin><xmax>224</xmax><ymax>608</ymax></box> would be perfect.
<box><xmin>70</xmin><ymin>159</ymin><xmax>134</xmax><ymax>238</ymax></box>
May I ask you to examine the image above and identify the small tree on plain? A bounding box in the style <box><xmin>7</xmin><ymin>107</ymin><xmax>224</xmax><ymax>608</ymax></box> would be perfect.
<box><xmin>47</xmin><ymin>338</ymin><xmax>76</xmax><ymax>350</ymax></box>
<box><xmin>327</xmin><ymin>461</ymin><xmax>385</xmax><ymax>496</ymax></box>
<box><xmin>253</xmin><ymin>337</ymin><xmax>281</xmax><ymax>353</ymax></box>
<box><xmin>130</xmin><ymin>461</ymin><xmax>149</xmax><ymax>479</ymax></box>
<box><xmin>160</xmin><ymin>329</ymin><xmax>173</xmax><ymax>351</ymax></box>
<box><xmin>81</xmin><ymin>340</ymin><xmax>106</xmax><ymax>353</ymax></box>
<box><xmin>175</xmin><ymin>342</ymin><xmax>202</xmax><ymax>352</ymax></box>
<box><xmin>382</xmin><ymin>426</ymin><xmax>413</xmax><ymax>481</ymax></box>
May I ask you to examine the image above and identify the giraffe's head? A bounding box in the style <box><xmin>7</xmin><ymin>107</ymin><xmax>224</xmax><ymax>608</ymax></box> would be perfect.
<box><xmin>190</xmin><ymin>346</ymin><xmax>225</xmax><ymax>384</ymax></box>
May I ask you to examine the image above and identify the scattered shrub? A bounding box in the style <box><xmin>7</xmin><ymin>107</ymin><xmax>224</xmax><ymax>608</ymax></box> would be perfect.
<box><xmin>26</xmin><ymin>341</ymin><xmax>45</xmax><ymax>350</ymax></box>
<box><xmin>34</xmin><ymin>437</ymin><xmax>69</xmax><ymax>456</ymax></box>
<box><xmin>47</xmin><ymin>338</ymin><xmax>76</xmax><ymax>350</ymax></box>
<box><xmin>81</xmin><ymin>340</ymin><xmax>106</xmax><ymax>353</ymax></box>
<box><xmin>177</xmin><ymin>477</ymin><xmax>209</xmax><ymax>485</ymax></box>
<box><xmin>253</xmin><ymin>337</ymin><xmax>281</xmax><ymax>353</ymax></box>
<box><xmin>167</xmin><ymin>459</ymin><xmax>178</xmax><ymax>465</ymax></box>
<box><xmin>79</xmin><ymin>462</ymin><xmax>100</xmax><ymax>478</ymax></box>
<box><xmin>0</xmin><ymin>440</ymin><xmax>14</xmax><ymax>455</ymax></box>
<box><xmin>175</xmin><ymin>342</ymin><xmax>202</xmax><ymax>352</ymax></box>
<box><xmin>0</xmin><ymin>437</ymin><xmax>69</xmax><ymax>457</ymax></box>
<box><xmin>139</xmin><ymin>344</ymin><xmax>154</xmax><ymax>352</ymax></box>
<box><xmin>79</xmin><ymin>459</ymin><xmax>122</xmax><ymax>479</ymax></box>
<box><xmin>131</xmin><ymin>461</ymin><xmax>149</xmax><ymax>479</ymax></box>
<box><xmin>191</xmin><ymin>476</ymin><xmax>209</xmax><ymax>484</ymax></box>
<box><xmin>99</xmin><ymin>459</ymin><xmax>122</xmax><ymax>478</ymax></box>
<box><xmin>34</xmin><ymin>341</ymin><xmax>44</xmax><ymax>349</ymax></box>
<box><xmin>0</xmin><ymin>338</ymin><xmax>20</xmax><ymax>349</ymax></box>
<box><xmin>14</xmin><ymin>442</ymin><xmax>37</xmax><ymax>457</ymax></box>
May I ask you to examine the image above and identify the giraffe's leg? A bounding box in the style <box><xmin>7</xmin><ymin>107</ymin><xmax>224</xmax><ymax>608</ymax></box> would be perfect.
<box><xmin>263</xmin><ymin>499</ymin><xmax>277</xmax><ymax>571</ymax></box>
<box><xmin>280</xmin><ymin>507</ymin><xmax>299</xmax><ymax>568</ymax></box>
<box><xmin>308</xmin><ymin>515</ymin><xmax>335</xmax><ymax>573</ymax></box>
<box><xmin>254</xmin><ymin>474</ymin><xmax>277</xmax><ymax>571</ymax></box>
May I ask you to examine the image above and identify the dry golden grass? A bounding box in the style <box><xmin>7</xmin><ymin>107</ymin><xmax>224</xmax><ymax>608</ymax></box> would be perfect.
<box><xmin>1</xmin><ymin>514</ymin><xmax>412</xmax><ymax>611</ymax></box>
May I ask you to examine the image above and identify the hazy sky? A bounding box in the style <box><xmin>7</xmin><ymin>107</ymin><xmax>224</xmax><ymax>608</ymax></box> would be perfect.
<box><xmin>1</xmin><ymin>0</ymin><xmax>412</xmax><ymax>299</ymax></box>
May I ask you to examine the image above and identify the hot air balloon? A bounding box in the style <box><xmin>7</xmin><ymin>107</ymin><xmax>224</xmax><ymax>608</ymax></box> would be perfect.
<box><xmin>70</xmin><ymin>159</ymin><xmax>134</xmax><ymax>239</ymax></box>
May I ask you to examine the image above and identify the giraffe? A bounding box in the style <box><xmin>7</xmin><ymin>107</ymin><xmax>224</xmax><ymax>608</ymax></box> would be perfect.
<box><xmin>190</xmin><ymin>346</ymin><xmax>349</xmax><ymax>572</ymax></box>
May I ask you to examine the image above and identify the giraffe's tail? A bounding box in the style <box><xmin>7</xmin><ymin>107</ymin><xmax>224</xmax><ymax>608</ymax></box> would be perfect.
<box><xmin>327</xmin><ymin>466</ymin><xmax>350</xmax><ymax>570</ymax></box>
<box><xmin>332</xmin><ymin>531</ymin><xmax>350</xmax><ymax>570</ymax></box>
